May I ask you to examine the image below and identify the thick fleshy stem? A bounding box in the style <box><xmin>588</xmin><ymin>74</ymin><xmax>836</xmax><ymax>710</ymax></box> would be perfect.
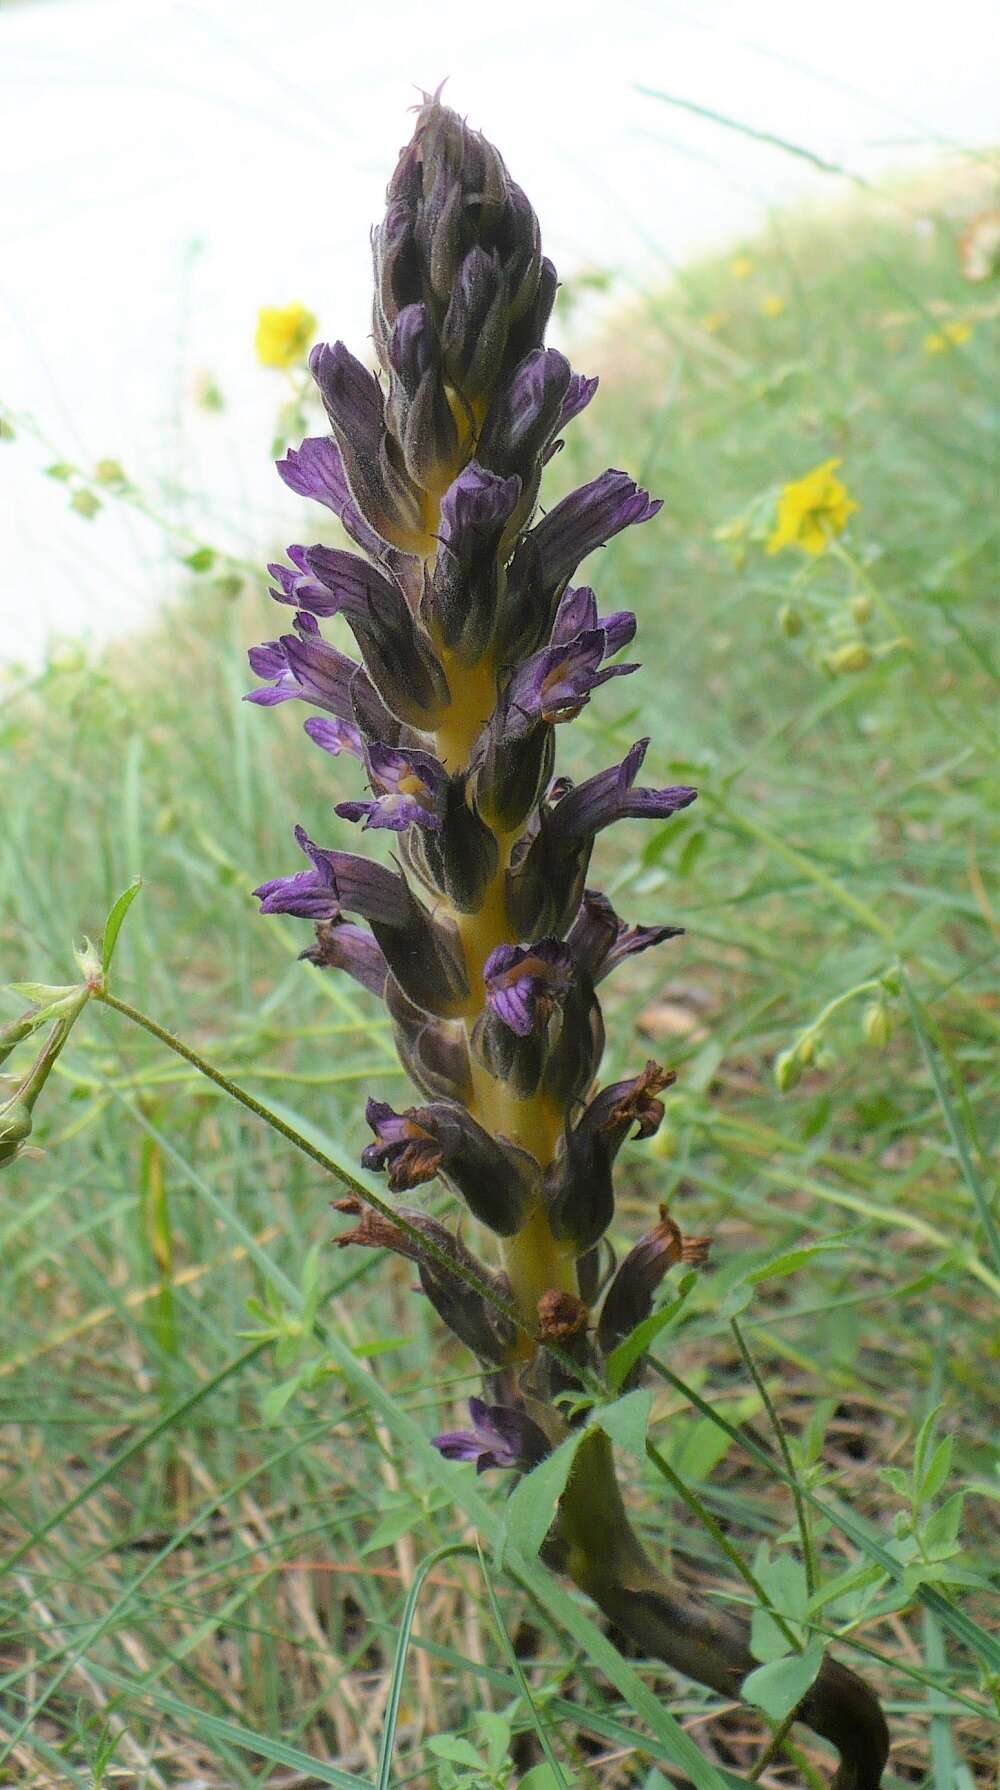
<box><xmin>546</xmin><ymin>1430</ymin><xmax>889</xmax><ymax>1790</ymax></box>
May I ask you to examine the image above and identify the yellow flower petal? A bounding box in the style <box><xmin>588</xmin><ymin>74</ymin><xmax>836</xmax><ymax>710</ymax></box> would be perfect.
<box><xmin>760</xmin><ymin>294</ymin><xmax>786</xmax><ymax>318</ymax></box>
<box><xmin>255</xmin><ymin>302</ymin><xmax>318</xmax><ymax>370</ymax></box>
<box><xmin>767</xmin><ymin>458</ymin><xmax>857</xmax><ymax>557</ymax></box>
<box><xmin>729</xmin><ymin>255</ymin><xmax>754</xmax><ymax>280</ymax></box>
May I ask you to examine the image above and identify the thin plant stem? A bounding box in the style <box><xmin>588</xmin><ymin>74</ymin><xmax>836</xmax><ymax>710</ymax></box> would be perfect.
<box><xmin>730</xmin><ymin>1318</ymin><xmax>817</xmax><ymax>1593</ymax></box>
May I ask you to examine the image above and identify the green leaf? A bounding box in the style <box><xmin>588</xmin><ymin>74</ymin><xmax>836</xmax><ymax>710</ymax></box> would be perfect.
<box><xmin>912</xmin><ymin>1403</ymin><xmax>944</xmax><ymax>1491</ymax></box>
<box><xmin>7</xmin><ymin>981</ymin><xmax>79</xmax><ymax>1008</ymax></box>
<box><xmin>519</xmin><ymin>1768</ymin><xmax>561</xmax><ymax>1790</ymax></box>
<box><xmin>496</xmin><ymin>1429</ymin><xmax>587</xmax><ymax>1569</ymax></box>
<box><xmin>918</xmin><ymin>1435</ymin><xmax>953</xmax><ymax>1507</ymax></box>
<box><xmin>670</xmin><ymin>1416</ymin><xmax>732</xmax><ymax>1483</ymax></box>
<box><xmin>745</xmin><ymin>1237</ymin><xmax>848</xmax><ymax>1284</ymax></box>
<box><xmin>474</xmin><ymin>1711</ymin><xmax>511</xmax><ymax>1775</ymax></box>
<box><xmin>361</xmin><ymin>1501</ymin><xmax>425</xmax><ymax>1557</ymax></box>
<box><xmin>605</xmin><ymin>1277</ymin><xmax>696</xmax><ymax>1391</ymax></box>
<box><xmin>922</xmin><ymin>1491</ymin><xmax>965</xmax><ymax>1556</ymax></box>
<box><xmin>750</xmin><ymin>1547</ymin><xmax>810</xmax><ymax>1661</ymax></box>
<box><xmin>101</xmin><ymin>879</ymin><xmax>142</xmax><ymax>974</ymax></box>
<box><xmin>596</xmin><ymin>1388</ymin><xmax>652</xmax><ymax>1458</ymax></box>
<box><xmin>427</xmin><ymin>1735</ymin><xmax>484</xmax><ymax>1768</ymax></box>
<box><xmin>743</xmin><ymin>1642</ymin><xmax>824</xmax><ymax>1722</ymax></box>
<box><xmin>183</xmin><ymin>546</ymin><xmax>216</xmax><ymax>572</ymax></box>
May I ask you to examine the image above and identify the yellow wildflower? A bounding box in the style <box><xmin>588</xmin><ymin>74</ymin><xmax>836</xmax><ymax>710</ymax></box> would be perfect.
<box><xmin>760</xmin><ymin>293</ymin><xmax>786</xmax><ymax>318</ymax></box>
<box><xmin>767</xmin><ymin>459</ymin><xmax>857</xmax><ymax>557</ymax></box>
<box><xmin>255</xmin><ymin>302</ymin><xmax>318</xmax><ymax>370</ymax></box>
<box><xmin>729</xmin><ymin>255</ymin><xmax>753</xmax><ymax>279</ymax></box>
<box><xmin>923</xmin><ymin>320</ymin><xmax>972</xmax><ymax>354</ymax></box>
<box><xmin>701</xmin><ymin>311</ymin><xmax>727</xmax><ymax>334</ymax></box>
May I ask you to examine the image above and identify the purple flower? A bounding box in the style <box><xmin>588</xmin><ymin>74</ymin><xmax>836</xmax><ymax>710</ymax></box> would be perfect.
<box><xmin>502</xmin><ymin>627</ymin><xmax>639</xmax><ymax>731</ymax></box>
<box><xmin>362</xmin><ymin>1097</ymin><xmax>443</xmax><ymax>1187</ymax></box>
<box><xmin>547</xmin><ymin>740</ymin><xmax>697</xmax><ymax>844</ymax></box>
<box><xmin>308</xmin><ymin>340</ymin><xmax>425</xmax><ymax>548</ymax></box>
<box><xmin>299</xmin><ymin>915</ymin><xmax>388</xmax><ymax>999</ymax></box>
<box><xmin>266</xmin><ymin>544</ymin><xmax>336</xmax><ymax>614</ymax></box>
<box><xmin>477</xmin><ymin>347</ymin><xmax>572</xmax><ymax>477</ymax></box>
<box><xmin>512</xmin><ymin>469</ymin><xmax>661</xmax><ymax>600</ymax></box>
<box><xmin>303</xmin><ymin>716</ymin><xmax>364</xmax><ymax>761</ymax></box>
<box><xmin>543</xmin><ymin>368</ymin><xmax>600</xmax><ymax>461</ymax></box>
<box><xmin>254</xmin><ymin>826</ymin><xmax>412</xmax><ymax>924</ymax></box>
<box><xmin>433</xmin><ymin>1397</ymin><xmax>549</xmax><ymax>1474</ymax></box>
<box><xmin>277</xmin><ymin>437</ymin><xmax>419</xmax><ymax>587</ymax></box>
<box><xmin>438</xmin><ymin>462</ymin><xmax>522</xmax><ymax>552</ymax></box>
<box><xmin>483</xmin><ymin>940</ymin><xmax>573</xmax><ymax>1036</ymax></box>
<box><xmin>362</xmin><ymin>1095</ymin><xmax>536</xmax><ymax>1232</ymax></box>
<box><xmin>245</xmin><ymin>613</ymin><xmax>359</xmax><ymax>720</ymax></box>
<box><xmin>567</xmin><ymin>888</ymin><xmax>682</xmax><ymax>984</ymax></box>
<box><xmin>336</xmin><ymin>743</ymin><xmax>447</xmax><ymax>833</ymax></box>
<box><xmin>550</xmin><ymin>585</ymin><xmax>635</xmax><ymax>657</ymax></box>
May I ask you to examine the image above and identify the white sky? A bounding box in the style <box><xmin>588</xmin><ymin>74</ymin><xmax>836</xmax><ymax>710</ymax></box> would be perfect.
<box><xmin>2</xmin><ymin>0</ymin><xmax>996</xmax><ymax>666</ymax></box>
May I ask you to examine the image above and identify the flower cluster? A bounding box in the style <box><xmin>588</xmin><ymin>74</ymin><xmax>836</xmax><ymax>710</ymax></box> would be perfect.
<box><xmin>249</xmin><ymin>95</ymin><xmax>701</xmax><ymax>1425</ymax></box>
<box><xmin>246</xmin><ymin>94</ymin><xmax>888</xmax><ymax>1788</ymax></box>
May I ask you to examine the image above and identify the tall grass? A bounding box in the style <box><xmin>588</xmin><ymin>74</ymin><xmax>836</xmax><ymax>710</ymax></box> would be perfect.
<box><xmin>1</xmin><ymin>171</ymin><xmax>997</xmax><ymax>1786</ymax></box>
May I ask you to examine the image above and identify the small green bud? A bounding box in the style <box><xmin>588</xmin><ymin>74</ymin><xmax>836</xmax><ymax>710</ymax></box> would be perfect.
<box><xmin>70</xmin><ymin>488</ymin><xmax>102</xmax><ymax>520</ymax></box>
<box><xmin>94</xmin><ymin>458</ymin><xmax>126</xmax><ymax>485</ymax></box>
<box><xmin>0</xmin><ymin>1098</ymin><xmax>32</xmax><ymax>1168</ymax></box>
<box><xmin>863</xmin><ymin>1001</ymin><xmax>892</xmax><ymax>1049</ymax></box>
<box><xmin>848</xmin><ymin>591</ymin><xmax>873</xmax><ymax>624</ymax></box>
<box><xmin>892</xmin><ymin>1510</ymin><xmax>912</xmax><ymax>1540</ymax></box>
<box><xmin>826</xmin><ymin>640</ymin><xmax>871</xmax><ymax>675</ymax></box>
<box><xmin>797</xmin><ymin>1033</ymin><xmax>817</xmax><ymax>1066</ymax></box>
<box><xmin>774</xmin><ymin>1048</ymin><xmax>803</xmax><ymax>1092</ymax></box>
<box><xmin>778</xmin><ymin>604</ymin><xmax>804</xmax><ymax>638</ymax></box>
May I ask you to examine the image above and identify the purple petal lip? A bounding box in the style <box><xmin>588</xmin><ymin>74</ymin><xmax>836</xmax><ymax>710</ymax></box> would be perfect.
<box><xmin>304</xmin><ymin>716</ymin><xmax>364</xmax><ymax>760</ymax></box>
<box><xmin>432</xmin><ymin>1397</ymin><xmax>546</xmax><ymax>1473</ymax></box>
<box><xmin>437</xmin><ymin>461</ymin><xmax>521</xmax><ymax>548</ymax></box>
<box><xmin>483</xmin><ymin>939</ymin><xmax>573</xmax><ymax>1036</ymax></box>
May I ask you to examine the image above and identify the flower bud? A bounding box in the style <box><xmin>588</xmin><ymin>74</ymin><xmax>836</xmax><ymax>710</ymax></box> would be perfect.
<box><xmin>774</xmin><ymin>1047</ymin><xmax>803</xmax><ymax>1092</ymax></box>
<box><xmin>849</xmin><ymin>591</ymin><xmax>873</xmax><ymax>624</ymax></box>
<box><xmin>826</xmin><ymin>641</ymin><xmax>871</xmax><ymax>675</ymax></box>
<box><xmin>862</xmin><ymin>1001</ymin><xmax>892</xmax><ymax>1049</ymax></box>
<box><xmin>778</xmin><ymin>603</ymin><xmax>803</xmax><ymax>638</ymax></box>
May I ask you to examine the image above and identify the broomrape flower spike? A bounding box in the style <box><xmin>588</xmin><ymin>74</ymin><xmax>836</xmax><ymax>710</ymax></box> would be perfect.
<box><xmin>247</xmin><ymin>91</ymin><xmax>889</xmax><ymax>1789</ymax></box>
<box><xmin>767</xmin><ymin>457</ymin><xmax>858</xmax><ymax>558</ymax></box>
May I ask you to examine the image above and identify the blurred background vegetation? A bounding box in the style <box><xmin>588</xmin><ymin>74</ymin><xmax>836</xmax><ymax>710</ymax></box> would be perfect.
<box><xmin>1</xmin><ymin>163</ymin><xmax>998</xmax><ymax>1787</ymax></box>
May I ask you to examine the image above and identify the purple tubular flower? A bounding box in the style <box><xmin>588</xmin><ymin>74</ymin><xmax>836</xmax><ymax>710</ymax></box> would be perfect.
<box><xmin>245</xmin><ymin>613</ymin><xmax>359</xmax><ymax>719</ymax></box>
<box><xmin>542</xmin><ymin>369</ymin><xmax>600</xmax><ymax>462</ymax></box>
<box><xmin>547</xmin><ymin>1061</ymin><xmax>677</xmax><ymax>1253</ymax></box>
<box><xmin>567</xmin><ymin>888</ymin><xmax>682</xmax><ymax>984</ymax></box>
<box><xmin>547</xmin><ymin>740</ymin><xmax>697</xmax><ymax>843</ymax></box>
<box><xmin>550</xmin><ymin>585</ymin><xmax>635</xmax><ymax>657</ymax></box>
<box><xmin>428</xmin><ymin>461</ymin><xmax>522</xmax><ymax>660</ymax></box>
<box><xmin>305</xmin><ymin>544</ymin><xmax>450</xmax><ymax>727</ymax></box>
<box><xmin>303</xmin><ymin>715</ymin><xmax>364</xmax><ymax>760</ymax></box>
<box><xmin>267</xmin><ymin>544</ymin><xmax>337</xmax><ymax>613</ymax></box>
<box><xmin>498</xmin><ymin>471</ymin><xmax>660</xmax><ymax>663</ymax></box>
<box><xmin>483</xmin><ymin>940</ymin><xmax>573</xmax><ymax>1036</ymax></box>
<box><xmin>502</xmin><ymin>628</ymin><xmax>639</xmax><ymax>732</ymax></box>
<box><xmin>510</xmin><ymin>743</ymin><xmax>697</xmax><ymax>937</ymax></box>
<box><xmin>476</xmin><ymin>346</ymin><xmax>572</xmax><ymax>481</ymax></box>
<box><xmin>336</xmin><ymin>742</ymin><xmax>447</xmax><ymax>834</ymax></box>
<box><xmin>299</xmin><ymin>914</ymin><xmax>388</xmax><ymax>999</ymax></box>
<box><xmin>256</xmin><ymin>829</ymin><xmax>467</xmax><ymax>1018</ymax></box>
<box><xmin>433</xmin><ymin>1397</ymin><xmax>549</xmax><ymax>1474</ymax></box>
<box><xmin>309</xmin><ymin>340</ymin><xmax>425</xmax><ymax>548</ymax></box>
<box><xmin>362</xmin><ymin>1095</ymin><xmax>537</xmax><ymax>1234</ymax></box>
<box><xmin>596</xmin><ymin>1205</ymin><xmax>710</xmax><ymax>1364</ymax></box>
<box><xmin>277</xmin><ymin>437</ymin><xmax>420</xmax><ymax>592</ymax></box>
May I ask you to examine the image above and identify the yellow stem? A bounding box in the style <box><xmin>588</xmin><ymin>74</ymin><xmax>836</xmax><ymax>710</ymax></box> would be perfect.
<box><xmin>412</xmin><ymin>472</ymin><xmax>580</xmax><ymax>1341</ymax></box>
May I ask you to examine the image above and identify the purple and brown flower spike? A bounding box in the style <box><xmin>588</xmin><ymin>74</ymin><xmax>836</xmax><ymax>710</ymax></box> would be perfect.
<box><xmin>247</xmin><ymin>91</ymin><xmax>889</xmax><ymax>1790</ymax></box>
